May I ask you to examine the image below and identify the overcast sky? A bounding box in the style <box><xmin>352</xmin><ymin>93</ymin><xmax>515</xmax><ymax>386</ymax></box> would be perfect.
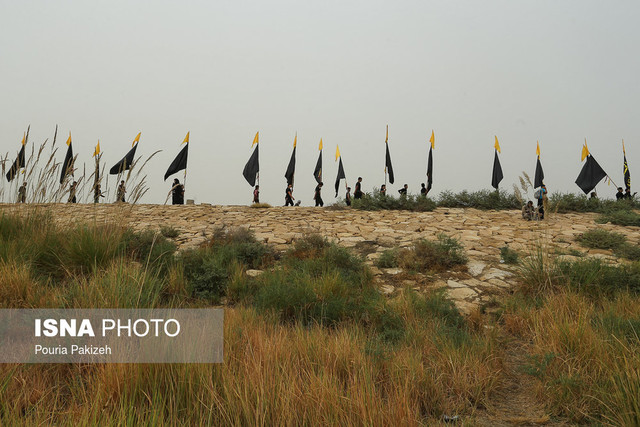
<box><xmin>1</xmin><ymin>1</ymin><xmax>639</xmax><ymax>205</ymax></box>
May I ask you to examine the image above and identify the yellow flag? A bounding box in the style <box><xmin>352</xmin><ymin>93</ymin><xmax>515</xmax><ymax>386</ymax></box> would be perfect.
<box><xmin>183</xmin><ymin>132</ymin><xmax>190</xmax><ymax>144</ymax></box>
<box><xmin>429</xmin><ymin>130</ymin><xmax>435</xmax><ymax>149</ymax></box>
<box><xmin>293</xmin><ymin>134</ymin><xmax>297</xmax><ymax>148</ymax></box>
<box><xmin>581</xmin><ymin>140</ymin><xmax>589</xmax><ymax>161</ymax></box>
<box><xmin>335</xmin><ymin>145</ymin><xmax>340</xmax><ymax>161</ymax></box>
<box><xmin>132</xmin><ymin>132</ymin><xmax>141</xmax><ymax>147</ymax></box>
<box><xmin>66</xmin><ymin>132</ymin><xmax>72</xmax><ymax>146</ymax></box>
<box><xmin>385</xmin><ymin>125</ymin><xmax>389</xmax><ymax>143</ymax></box>
<box><xmin>494</xmin><ymin>136</ymin><xmax>501</xmax><ymax>153</ymax></box>
<box><xmin>252</xmin><ymin>131</ymin><xmax>259</xmax><ymax>148</ymax></box>
<box><xmin>21</xmin><ymin>133</ymin><xmax>25</xmax><ymax>146</ymax></box>
<box><xmin>93</xmin><ymin>141</ymin><xmax>101</xmax><ymax>157</ymax></box>
<box><xmin>318</xmin><ymin>138</ymin><xmax>323</xmax><ymax>151</ymax></box>
<box><xmin>623</xmin><ymin>139</ymin><xmax>626</xmax><ymax>155</ymax></box>
<box><xmin>536</xmin><ymin>141</ymin><xmax>540</xmax><ymax>157</ymax></box>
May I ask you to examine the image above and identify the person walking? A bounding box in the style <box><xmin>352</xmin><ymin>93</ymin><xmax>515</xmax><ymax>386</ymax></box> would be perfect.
<box><xmin>172</xmin><ymin>179</ymin><xmax>185</xmax><ymax>205</ymax></box>
<box><xmin>314</xmin><ymin>182</ymin><xmax>324</xmax><ymax>207</ymax></box>
<box><xmin>253</xmin><ymin>185</ymin><xmax>260</xmax><ymax>204</ymax></box>
<box><xmin>285</xmin><ymin>184</ymin><xmax>295</xmax><ymax>206</ymax></box>
<box><xmin>17</xmin><ymin>182</ymin><xmax>27</xmax><ymax>203</ymax></box>
<box><xmin>116</xmin><ymin>180</ymin><xmax>126</xmax><ymax>203</ymax></box>
<box><xmin>68</xmin><ymin>181</ymin><xmax>78</xmax><ymax>203</ymax></box>
<box><xmin>345</xmin><ymin>187</ymin><xmax>352</xmax><ymax>206</ymax></box>
<box><xmin>354</xmin><ymin>177</ymin><xmax>363</xmax><ymax>199</ymax></box>
<box><xmin>398</xmin><ymin>184</ymin><xmax>408</xmax><ymax>196</ymax></box>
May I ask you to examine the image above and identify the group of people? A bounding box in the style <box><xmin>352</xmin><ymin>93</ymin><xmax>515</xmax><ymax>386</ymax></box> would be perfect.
<box><xmin>522</xmin><ymin>184</ymin><xmax>548</xmax><ymax>221</ymax></box>
<box><xmin>13</xmin><ymin>179</ymin><xmax>157</xmax><ymax>205</ymax></box>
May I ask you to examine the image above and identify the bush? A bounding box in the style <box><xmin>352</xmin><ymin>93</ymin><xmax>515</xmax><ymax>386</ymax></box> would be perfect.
<box><xmin>399</xmin><ymin>234</ymin><xmax>467</xmax><ymax>272</ymax></box>
<box><xmin>597</xmin><ymin>209</ymin><xmax>640</xmax><ymax>227</ymax></box>
<box><xmin>376</xmin><ymin>249</ymin><xmax>399</xmax><ymax>268</ymax></box>
<box><xmin>160</xmin><ymin>225</ymin><xmax>180</xmax><ymax>238</ymax></box>
<box><xmin>437</xmin><ymin>189</ymin><xmax>520</xmax><ymax>210</ymax></box>
<box><xmin>206</xmin><ymin>228</ymin><xmax>273</xmax><ymax>269</ymax></box>
<box><xmin>179</xmin><ymin>249</ymin><xmax>230</xmax><ymax>301</ymax></box>
<box><xmin>500</xmin><ymin>246</ymin><xmax>519</xmax><ymax>264</ymax></box>
<box><xmin>575</xmin><ymin>229</ymin><xmax>626</xmax><ymax>250</ymax></box>
<box><xmin>352</xmin><ymin>191</ymin><xmax>436</xmax><ymax>212</ymax></box>
<box><xmin>122</xmin><ymin>229</ymin><xmax>176</xmax><ymax>271</ymax></box>
<box><xmin>556</xmin><ymin>259</ymin><xmax>640</xmax><ymax>298</ymax></box>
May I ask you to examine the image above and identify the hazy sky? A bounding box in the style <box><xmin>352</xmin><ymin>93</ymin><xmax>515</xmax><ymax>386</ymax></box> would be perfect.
<box><xmin>2</xmin><ymin>1</ymin><xmax>639</xmax><ymax>205</ymax></box>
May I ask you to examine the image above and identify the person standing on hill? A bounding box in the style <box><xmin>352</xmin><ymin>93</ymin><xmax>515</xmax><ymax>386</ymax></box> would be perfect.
<box><xmin>252</xmin><ymin>185</ymin><xmax>260</xmax><ymax>204</ymax></box>
<box><xmin>420</xmin><ymin>183</ymin><xmax>427</xmax><ymax>196</ymax></box>
<box><xmin>172</xmin><ymin>179</ymin><xmax>185</xmax><ymax>205</ymax></box>
<box><xmin>380</xmin><ymin>184</ymin><xmax>386</xmax><ymax>196</ymax></box>
<box><xmin>314</xmin><ymin>182</ymin><xmax>324</xmax><ymax>207</ymax></box>
<box><xmin>285</xmin><ymin>184</ymin><xmax>295</xmax><ymax>206</ymax></box>
<box><xmin>17</xmin><ymin>182</ymin><xmax>27</xmax><ymax>203</ymax></box>
<box><xmin>616</xmin><ymin>187</ymin><xmax>625</xmax><ymax>200</ymax></box>
<box><xmin>68</xmin><ymin>181</ymin><xmax>78</xmax><ymax>203</ymax></box>
<box><xmin>398</xmin><ymin>184</ymin><xmax>408</xmax><ymax>196</ymax></box>
<box><xmin>535</xmin><ymin>184</ymin><xmax>547</xmax><ymax>220</ymax></box>
<box><xmin>354</xmin><ymin>177</ymin><xmax>363</xmax><ymax>199</ymax></box>
<box><xmin>116</xmin><ymin>180</ymin><xmax>126</xmax><ymax>203</ymax></box>
<box><xmin>345</xmin><ymin>187</ymin><xmax>352</xmax><ymax>206</ymax></box>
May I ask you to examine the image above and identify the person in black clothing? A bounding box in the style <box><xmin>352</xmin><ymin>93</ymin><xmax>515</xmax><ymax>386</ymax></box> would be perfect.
<box><xmin>68</xmin><ymin>181</ymin><xmax>78</xmax><ymax>203</ymax></box>
<box><xmin>116</xmin><ymin>180</ymin><xmax>126</xmax><ymax>203</ymax></box>
<box><xmin>398</xmin><ymin>184</ymin><xmax>408</xmax><ymax>196</ymax></box>
<box><xmin>345</xmin><ymin>187</ymin><xmax>352</xmax><ymax>206</ymax></box>
<box><xmin>616</xmin><ymin>187</ymin><xmax>625</xmax><ymax>200</ymax></box>
<box><xmin>420</xmin><ymin>183</ymin><xmax>427</xmax><ymax>196</ymax></box>
<box><xmin>625</xmin><ymin>188</ymin><xmax>637</xmax><ymax>199</ymax></box>
<box><xmin>17</xmin><ymin>182</ymin><xmax>27</xmax><ymax>203</ymax></box>
<box><xmin>253</xmin><ymin>185</ymin><xmax>260</xmax><ymax>203</ymax></box>
<box><xmin>354</xmin><ymin>177</ymin><xmax>363</xmax><ymax>199</ymax></box>
<box><xmin>285</xmin><ymin>184</ymin><xmax>295</xmax><ymax>206</ymax></box>
<box><xmin>172</xmin><ymin>179</ymin><xmax>185</xmax><ymax>205</ymax></box>
<box><xmin>380</xmin><ymin>184</ymin><xmax>386</xmax><ymax>196</ymax></box>
<box><xmin>314</xmin><ymin>182</ymin><xmax>324</xmax><ymax>207</ymax></box>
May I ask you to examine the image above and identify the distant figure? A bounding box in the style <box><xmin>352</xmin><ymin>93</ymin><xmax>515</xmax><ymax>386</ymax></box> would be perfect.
<box><xmin>94</xmin><ymin>184</ymin><xmax>105</xmax><ymax>203</ymax></box>
<box><xmin>398</xmin><ymin>184</ymin><xmax>408</xmax><ymax>196</ymax></box>
<box><xmin>68</xmin><ymin>181</ymin><xmax>78</xmax><ymax>203</ymax></box>
<box><xmin>17</xmin><ymin>182</ymin><xmax>27</xmax><ymax>203</ymax></box>
<box><xmin>354</xmin><ymin>177</ymin><xmax>363</xmax><ymax>199</ymax></box>
<box><xmin>420</xmin><ymin>183</ymin><xmax>427</xmax><ymax>196</ymax></box>
<box><xmin>314</xmin><ymin>182</ymin><xmax>324</xmax><ymax>207</ymax></box>
<box><xmin>285</xmin><ymin>184</ymin><xmax>294</xmax><ymax>206</ymax></box>
<box><xmin>380</xmin><ymin>184</ymin><xmax>386</xmax><ymax>196</ymax></box>
<box><xmin>625</xmin><ymin>188</ymin><xmax>637</xmax><ymax>199</ymax></box>
<box><xmin>253</xmin><ymin>185</ymin><xmax>260</xmax><ymax>203</ymax></box>
<box><xmin>522</xmin><ymin>201</ymin><xmax>535</xmax><ymax>221</ymax></box>
<box><xmin>616</xmin><ymin>187</ymin><xmax>625</xmax><ymax>200</ymax></box>
<box><xmin>172</xmin><ymin>179</ymin><xmax>185</xmax><ymax>205</ymax></box>
<box><xmin>536</xmin><ymin>184</ymin><xmax>547</xmax><ymax>208</ymax></box>
<box><xmin>116</xmin><ymin>180</ymin><xmax>126</xmax><ymax>203</ymax></box>
<box><xmin>590</xmin><ymin>191</ymin><xmax>597</xmax><ymax>199</ymax></box>
<box><xmin>345</xmin><ymin>187</ymin><xmax>352</xmax><ymax>206</ymax></box>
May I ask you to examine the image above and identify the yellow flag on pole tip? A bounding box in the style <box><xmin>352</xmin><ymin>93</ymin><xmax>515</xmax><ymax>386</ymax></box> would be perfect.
<box><xmin>93</xmin><ymin>141</ymin><xmax>100</xmax><ymax>157</ymax></box>
<box><xmin>318</xmin><ymin>138</ymin><xmax>323</xmax><ymax>151</ymax></box>
<box><xmin>429</xmin><ymin>130</ymin><xmax>435</xmax><ymax>149</ymax></box>
<box><xmin>251</xmin><ymin>132</ymin><xmax>259</xmax><ymax>148</ymax></box>
<box><xmin>335</xmin><ymin>145</ymin><xmax>340</xmax><ymax>161</ymax></box>
<box><xmin>132</xmin><ymin>132</ymin><xmax>141</xmax><ymax>147</ymax></box>
<box><xmin>536</xmin><ymin>141</ymin><xmax>540</xmax><ymax>158</ymax></box>
<box><xmin>494</xmin><ymin>136</ymin><xmax>501</xmax><ymax>153</ymax></box>
<box><xmin>183</xmin><ymin>132</ymin><xmax>190</xmax><ymax>144</ymax></box>
<box><xmin>66</xmin><ymin>132</ymin><xmax>72</xmax><ymax>146</ymax></box>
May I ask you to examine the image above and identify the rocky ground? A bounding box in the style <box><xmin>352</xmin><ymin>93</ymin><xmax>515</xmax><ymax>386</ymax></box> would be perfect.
<box><xmin>3</xmin><ymin>203</ymin><xmax>636</xmax><ymax>315</ymax></box>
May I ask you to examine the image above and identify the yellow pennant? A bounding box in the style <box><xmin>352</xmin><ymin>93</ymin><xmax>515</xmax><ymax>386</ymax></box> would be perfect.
<box><xmin>293</xmin><ymin>133</ymin><xmax>297</xmax><ymax>148</ymax></box>
<box><xmin>318</xmin><ymin>138</ymin><xmax>323</xmax><ymax>151</ymax></box>
<box><xmin>66</xmin><ymin>132</ymin><xmax>72</xmax><ymax>146</ymax></box>
<box><xmin>21</xmin><ymin>132</ymin><xmax>26</xmax><ymax>146</ymax></box>
<box><xmin>183</xmin><ymin>132</ymin><xmax>190</xmax><ymax>144</ymax></box>
<box><xmin>494</xmin><ymin>136</ymin><xmax>501</xmax><ymax>153</ymax></box>
<box><xmin>132</xmin><ymin>132</ymin><xmax>141</xmax><ymax>147</ymax></box>
<box><xmin>429</xmin><ymin>130</ymin><xmax>435</xmax><ymax>149</ymax></box>
<box><xmin>335</xmin><ymin>145</ymin><xmax>340</xmax><ymax>161</ymax></box>
<box><xmin>252</xmin><ymin>131</ymin><xmax>259</xmax><ymax>148</ymax></box>
<box><xmin>93</xmin><ymin>141</ymin><xmax>101</xmax><ymax>157</ymax></box>
<box><xmin>581</xmin><ymin>140</ymin><xmax>589</xmax><ymax>161</ymax></box>
<box><xmin>536</xmin><ymin>141</ymin><xmax>540</xmax><ymax>158</ymax></box>
<box><xmin>623</xmin><ymin>139</ymin><xmax>626</xmax><ymax>155</ymax></box>
<box><xmin>385</xmin><ymin>125</ymin><xmax>389</xmax><ymax>143</ymax></box>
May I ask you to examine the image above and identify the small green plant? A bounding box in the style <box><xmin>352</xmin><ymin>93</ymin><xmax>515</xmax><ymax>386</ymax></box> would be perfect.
<box><xmin>352</xmin><ymin>191</ymin><xmax>436</xmax><ymax>212</ymax></box>
<box><xmin>597</xmin><ymin>209</ymin><xmax>640</xmax><ymax>227</ymax></box>
<box><xmin>376</xmin><ymin>249</ymin><xmax>399</xmax><ymax>268</ymax></box>
<box><xmin>437</xmin><ymin>189</ymin><xmax>521</xmax><ymax>210</ymax></box>
<box><xmin>399</xmin><ymin>234</ymin><xmax>467</xmax><ymax>272</ymax></box>
<box><xmin>575</xmin><ymin>229</ymin><xmax>626</xmax><ymax>250</ymax></box>
<box><xmin>160</xmin><ymin>225</ymin><xmax>180</xmax><ymax>238</ymax></box>
<box><xmin>500</xmin><ymin>246</ymin><xmax>519</xmax><ymax>264</ymax></box>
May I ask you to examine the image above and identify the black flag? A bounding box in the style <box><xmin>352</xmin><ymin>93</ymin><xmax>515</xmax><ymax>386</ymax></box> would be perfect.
<box><xmin>426</xmin><ymin>147</ymin><xmax>433</xmax><ymax>191</ymax></box>
<box><xmin>576</xmin><ymin>155</ymin><xmax>607</xmax><ymax>194</ymax></box>
<box><xmin>624</xmin><ymin>152</ymin><xmax>631</xmax><ymax>191</ymax></box>
<box><xmin>534</xmin><ymin>157</ymin><xmax>544</xmax><ymax>189</ymax></box>
<box><xmin>243</xmin><ymin>146</ymin><xmax>259</xmax><ymax>186</ymax></box>
<box><xmin>109</xmin><ymin>144</ymin><xmax>138</xmax><ymax>175</ymax></box>
<box><xmin>491</xmin><ymin>150</ymin><xmax>503</xmax><ymax>190</ymax></box>
<box><xmin>285</xmin><ymin>145</ymin><xmax>296</xmax><ymax>185</ymax></box>
<box><xmin>313</xmin><ymin>150</ymin><xmax>322</xmax><ymax>183</ymax></box>
<box><xmin>6</xmin><ymin>144</ymin><xmax>25</xmax><ymax>182</ymax></box>
<box><xmin>335</xmin><ymin>157</ymin><xmax>346</xmax><ymax>197</ymax></box>
<box><xmin>60</xmin><ymin>142</ymin><xmax>74</xmax><ymax>184</ymax></box>
<box><xmin>385</xmin><ymin>143</ymin><xmax>395</xmax><ymax>184</ymax></box>
<box><xmin>164</xmin><ymin>143</ymin><xmax>188</xmax><ymax>181</ymax></box>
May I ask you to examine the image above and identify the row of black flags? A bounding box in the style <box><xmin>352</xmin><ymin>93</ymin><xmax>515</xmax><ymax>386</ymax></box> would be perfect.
<box><xmin>4</xmin><ymin>126</ymin><xmax>631</xmax><ymax>199</ymax></box>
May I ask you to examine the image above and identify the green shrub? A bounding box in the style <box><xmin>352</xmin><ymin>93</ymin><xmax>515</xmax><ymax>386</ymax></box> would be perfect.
<box><xmin>376</xmin><ymin>249</ymin><xmax>399</xmax><ymax>268</ymax></box>
<box><xmin>437</xmin><ymin>189</ymin><xmax>520</xmax><ymax>210</ymax></box>
<box><xmin>556</xmin><ymin>259</ymin><xmax>640</xmax><ymax>298</ymax></box>
<box><xmin>352</xmin><ymin>191</ymin><xmax>436</xmax><ymax>212</ymax></box>
<box><xmin>399</xmin><ymin>234</ymin><xmax>467</xmax><ymax>272</ymax></box>
<box><xmin>500</xmin><ymin>246</ymin><xmax>519</xmax><ymax>264</ymax></box>
<box><xmin>123</xmin><ymin>229</ymin><xmax>176</xmax><ymax>271</ymax></box>
<box><xmin>597</xmin><ymin>209</ymin><xmax>640</xmax><ymax>227</ymax></box>
<box><xmin>614</xmin><ymin>244</ymin><xmax>640</xmax><ymax>261</ymax></box>
<box><xmin>160</xmin><ymin>225</ymin><xmax>180</xmax><ymax>238</ymax></box>
<box><xmin>179</xmin><ymin>249</ymin><xmax>230</xmax><ymax>301</ymax></box>
<box><xmin>206</xmin><ymin>228</ymin><xmax>273</xmax><ymax>269</ymax></box>
<box><xmin>575</xmin><ymin>229</ymin><xmax>626</xmax><ymax>250</ymax></box>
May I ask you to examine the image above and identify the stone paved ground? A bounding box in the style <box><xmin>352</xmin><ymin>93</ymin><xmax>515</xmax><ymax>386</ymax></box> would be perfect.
<box><xmin>4</xmin><ymin>203</ymin><xmax>638</xmax><ymax>313</ymax></box>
